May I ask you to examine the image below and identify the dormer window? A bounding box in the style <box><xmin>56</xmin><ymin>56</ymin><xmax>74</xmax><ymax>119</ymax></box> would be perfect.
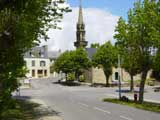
<box><xmin>39</xmin><ymin>51</ymin><xmax>44</xmax><ymax>57</ymax></box>
<box><xmin>39</xmin><ymin>52</ymin><xmax>41</xmax><ymax>56</ymax></box>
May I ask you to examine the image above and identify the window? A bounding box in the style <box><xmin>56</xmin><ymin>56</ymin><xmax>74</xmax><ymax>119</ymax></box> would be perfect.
<box><xmin>44</xmin><ymin>70</ymin><xmax>47</xmax><ymax>76</ymax></box>
<box><xmin>32</xmin><ymin>60</ymin><xmax>35</xmax><ymax>67</ymax></box>
<box><xmin>115</xmin><ymin>72</ymin><xmax>119</xmax><ymax>80</ymax></box>
<box><xmin>37</xmin><ymin>70</ymin><xmax>43</xmax><ymax>78</ymax></box>
<box><xmin>39</xmin><ymin>51</ymin><xmax>44</xmax><ymax>57</ymax></box>
<box><xmin>40</xmin><ymin>61</ymin><xmax>46</xmax><ymax>67</ymax></box>
<box><xmin>29</xmin><ymin>52</ymin><xmax>32</xmax><ymax>57</ymax></box>
<box><xmin>32</xmin><ymin>70</ymin><xmax>35</xmax><ymax>77</ymax></box>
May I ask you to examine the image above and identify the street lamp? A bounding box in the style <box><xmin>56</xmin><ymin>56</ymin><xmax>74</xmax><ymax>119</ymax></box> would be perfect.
<box><xmin>118</xmin><ymin>54</ymin><xmax>122</xmax><ymax>99</ymax></box>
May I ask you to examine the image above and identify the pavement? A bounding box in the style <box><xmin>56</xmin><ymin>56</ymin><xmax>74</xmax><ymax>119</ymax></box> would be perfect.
<box><xmin>16</xmin><ymin>78</ymin><xmax>160</xmax><ymax>120</ymax></box>
<box><xmin>31</xmin><ymin>99</ymin><xmax>63</xmax><ymax>120</ymax></box>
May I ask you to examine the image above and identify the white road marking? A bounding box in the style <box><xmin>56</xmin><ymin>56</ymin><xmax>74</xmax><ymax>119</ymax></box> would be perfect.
<box><xmin>78</xmin><ymin>102</ymin><xmax>89</xmax><ymax>107</ymax></box>
<box><xmin>120</xmin><ymin>115</ymin><xmax>133</xmax><ymax>120</ymax></box>
<box><xmin>93</xmin><ymin>107</ymin><xmax>111</xmax><ymax>114</ymax></box>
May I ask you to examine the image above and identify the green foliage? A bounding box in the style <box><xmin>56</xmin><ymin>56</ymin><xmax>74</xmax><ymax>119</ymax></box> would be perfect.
<box><xmin>103</xmin><ymin>98</ymin><xmax>160</xmax><ymax>113</ymax></box>
<box><xmin>0</xmin><ymin>109</ymin><xmax>23</xmax><ymax>119</ymax></box>
<box><xmin>67</xmin><ymin>73</ymin><xmax>75</xmax><ymax>81</ymax></box>
<box><xmin>152</xmin><ymin>50</ymin><xmax>160</xmax><ymax>81</ymax></box>
<box><xmin>79</xmin><ymin>75</ymin><xmax>85</xmax><ymax>82</ymax></box>
<box><xmin>0</xmin><ymin>0</ymin><xmax>70</xmax><ymax>113</ymax></box>
<box><xmin>53</xmin><ymin>48</ymin><xmax>91</xmax><ymax>81</ymax></box>
<box><xmin>92</xmin><ymin>41</ymin><xmax>117</xmax><ymax>86</ymax></box>
<box><xmin>72</xmin><ymin>48</ymin><xmax>91</xmax><ymax>72</ymax></box>
<box><xmin>90</xmin><ymin>43</ymin><xmax>100</xmax><ymax>48</ymax></box>
<box><xmin>115</xmin><ymin>15</ymin><xmax>140</xmax><ymax>92</ymax></box>
<box><xmin>114</xmin><ymin>0</ymin><xmax>160</xmax><ymax>103</ymax></box>
<box><xmin>54</xmin><ymin>51</ymin><xmax>74</xmax><ymax>74</ymax></box>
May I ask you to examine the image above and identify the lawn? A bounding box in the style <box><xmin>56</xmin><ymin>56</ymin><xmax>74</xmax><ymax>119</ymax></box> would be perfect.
<box><xmin>103</xmin><ymin>98</ymin><xmax>160</xmax><ymax>113</ymax></box>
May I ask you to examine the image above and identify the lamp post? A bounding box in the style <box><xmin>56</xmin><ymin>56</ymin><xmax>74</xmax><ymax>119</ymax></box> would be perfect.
<box><xmin>118</xmin><ymin>54</ymin><xmax>122</xmax><ymax>99</ymax></box>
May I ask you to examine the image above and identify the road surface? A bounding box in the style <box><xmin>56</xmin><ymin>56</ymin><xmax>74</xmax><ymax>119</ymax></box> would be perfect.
<box><xmin>19</xmin><ymin>78</ymin><xmax>160</xmax><ymax>120</ymax></box>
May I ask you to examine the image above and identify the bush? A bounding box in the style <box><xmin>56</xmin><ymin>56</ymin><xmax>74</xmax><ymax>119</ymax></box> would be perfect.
<box><xmin>67</xmin><ymin>73</ymin><xmax>75</xmax><ymax>81</ymax></box>
<box><xmin>0</xmin><ymin>109</ymin><xmax>23</xmax><ymax>119</ymax></box>
<box><xmin>79</xmin><ymin>75</ymin><xmax>85</xmax><ymax>82</ymax></box>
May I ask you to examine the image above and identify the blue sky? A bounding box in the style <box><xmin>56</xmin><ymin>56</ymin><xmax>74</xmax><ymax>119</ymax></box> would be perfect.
<box><xmin>67</xmin><ymin>0</ymin><xmax>136</xmax><ymax>19</ymax></box>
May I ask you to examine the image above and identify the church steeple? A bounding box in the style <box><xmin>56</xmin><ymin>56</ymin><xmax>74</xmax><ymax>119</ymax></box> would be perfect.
<box><xmin>78</xmin><ymin>0</ymin><xmax>83</xmax><ymax>24</ymax></box>
<box><xmin>74</xmin><ymin>0</ymin><xmax>88</xmax><ymax>48</ymax></box>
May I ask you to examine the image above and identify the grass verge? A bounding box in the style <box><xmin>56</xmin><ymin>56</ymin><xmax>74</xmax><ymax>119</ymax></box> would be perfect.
<box><xmin>103</xmin><ymin>98</ymin><xmax>160</xmax><ymax>113</ymax></box>
<box><xmin>0</xmin><ymin>99</ymin><xmax>40</xmax><ymax>120</ymax></box>
<box><xmin>0</xmin><ymin>99</ymin><xmax>59</xmax><ymax>120</ymax></box>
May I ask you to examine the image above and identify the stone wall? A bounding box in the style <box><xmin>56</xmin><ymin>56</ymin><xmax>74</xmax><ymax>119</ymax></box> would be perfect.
<box><xmin>85</xmin><ymin>67</ymin><xmax>152</xmax><ymax>84</ymax></box>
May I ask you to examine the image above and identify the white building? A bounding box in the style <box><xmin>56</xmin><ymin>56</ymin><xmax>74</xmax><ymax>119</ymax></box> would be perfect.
<box><xmin>24</xmin><ymin>45</ymin><xmax>61</xmax><ymax>79</ymax></box>
<box><xmin>24</xmin><ymin>45</ymin><xmax>50</xmax><ymax>78</ymax></box>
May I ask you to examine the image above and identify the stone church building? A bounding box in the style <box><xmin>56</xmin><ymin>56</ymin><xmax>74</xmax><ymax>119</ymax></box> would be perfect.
<box><xmin>74</xmin><ymin>0</ymin><xmax>151</xmax><ymax>85</ymax></box>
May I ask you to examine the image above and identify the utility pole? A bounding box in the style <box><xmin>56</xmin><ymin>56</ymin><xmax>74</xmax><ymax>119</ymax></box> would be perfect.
<box><xmin>118</xmin><ymin>54</ymin><xmax>122</xmax><ymax>99</ymax></box>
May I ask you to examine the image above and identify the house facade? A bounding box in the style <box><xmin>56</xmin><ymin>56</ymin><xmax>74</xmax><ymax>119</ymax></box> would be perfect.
<box><xmin>24</xmin><ymin>45</ymin><xmax>61</xmax><ymax>79</ymax></box>
<box><xmin>24</xmin><ymin>45</ymin><xmax>50</xmax><ymax>78</ymax></box>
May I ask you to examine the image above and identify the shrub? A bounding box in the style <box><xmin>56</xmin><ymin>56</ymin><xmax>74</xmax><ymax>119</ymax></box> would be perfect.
<box><xmin>79</xmin><ymin>75</ymin><xmax>85</xmax><ymax>82</ymax></box>
<box><xmin>67</xmin><ymin>73</ymin><xmax>75</xmax><ymax>81</ymax></box>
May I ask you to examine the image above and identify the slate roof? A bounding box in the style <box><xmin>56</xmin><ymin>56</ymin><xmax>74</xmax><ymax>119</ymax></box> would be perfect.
<box><xmin>85</xmin><ymin>48</ymin><xmax>97</xmax><ymax>60</ymax></box>
<box><xmin>24</xmin><ymin>45</ymin><xmax>61</xmax><ymax>60</ymax></box>
<box><xmin>24</xmin><ymin>45</ymin><xmax>48</xmax><ymax>58</ymax></box>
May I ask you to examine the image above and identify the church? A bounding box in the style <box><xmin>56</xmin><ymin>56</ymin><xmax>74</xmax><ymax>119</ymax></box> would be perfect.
<box><xmin>73</xmin><ymin>0</ymin><xmax>151</xmax><ymax>85</ymax></box>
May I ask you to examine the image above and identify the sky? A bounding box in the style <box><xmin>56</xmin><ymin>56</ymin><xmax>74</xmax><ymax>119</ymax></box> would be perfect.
<box><xmin>41</xmin><ymin>0</ymin><xmax>137</xmax><ymax>51</ymax></box>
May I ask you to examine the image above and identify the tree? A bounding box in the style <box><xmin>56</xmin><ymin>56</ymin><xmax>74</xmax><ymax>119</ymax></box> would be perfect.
<box><xmin>122</xmin><ymin>51</ymin><xmax>140</xmax><ymax>92</ymax></box>
<box><xmin>90</xmin><ymin>43</ymin><xmax>100</xmax><ymax>48</ymax></box>
<box><xmin>115</xmin><ymin>13</ymin><xmax>140</xmax><ymax>92</ymax></box>
<box><xmin>54</xmin><ymin>51</ymin><xmax>74</xmax><ymax>80</ymax></box>
<box><xmin>114</xmin><ymin>0</ymin><xmax>160</xmax><ymax>103</ymax></box>
<box><xmin>71</xmin><ymin>48</ymin><xmax>91</xmax><ymax>81</ymax></box>
<box><xmin>92</xmin><ymin>41</ymin><xmax>117</xmax><ymax>87</ymax></box>
<box><xmin>152</xmin><ymin>50</ymin><xmax>160</xmax><ymax>81</ymax></box>
<box><xmin>53</xmin><ymin>48</ymin><xmax>91</xmax><ymax>81</ymax></box>
<box><xmin>0</xmin><ymin>0</ymin><xmax>70</xmax><ymax>112</ymax></box>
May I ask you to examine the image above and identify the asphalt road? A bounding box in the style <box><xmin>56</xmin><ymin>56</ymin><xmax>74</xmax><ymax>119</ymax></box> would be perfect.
<box><xmin>19</xmin><ymin>78</ymin><xmax>160</xmax><ymax>120</ymax></box>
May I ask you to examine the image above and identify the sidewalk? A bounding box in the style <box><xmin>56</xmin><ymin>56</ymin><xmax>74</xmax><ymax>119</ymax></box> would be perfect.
<box><xmin>29</xmin><ymin>99</ymin><xmax>63</xmax><ymax>120</ymax></box>
<box><xmin>117</xmin><ymin>89</ymin><xmax>160</xmax><ymax>104</ymax></box>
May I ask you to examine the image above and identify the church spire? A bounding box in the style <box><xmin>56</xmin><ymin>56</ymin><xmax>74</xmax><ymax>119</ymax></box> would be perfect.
<box><xmin>74</xmin><ymin>0</ymin><xmax>88</xmax><ymax>48</ymax></box>
<box><xmin>78</xmin><ymin>0</ymin><xmax>83</xmax><ymax>24</ymax></box>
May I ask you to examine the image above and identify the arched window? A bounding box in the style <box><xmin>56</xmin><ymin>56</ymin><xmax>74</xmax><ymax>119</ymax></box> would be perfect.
<box><xmin>40</xmin><ymin>61</ymin><xmax>46</xmax><ymax>67</ymax></box>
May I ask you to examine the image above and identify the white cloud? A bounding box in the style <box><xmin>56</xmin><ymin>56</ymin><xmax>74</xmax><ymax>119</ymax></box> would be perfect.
<box><xmin>41</xmin><ymin>7</ymin><xmax>119</xmax><ymax>51</ymax></box>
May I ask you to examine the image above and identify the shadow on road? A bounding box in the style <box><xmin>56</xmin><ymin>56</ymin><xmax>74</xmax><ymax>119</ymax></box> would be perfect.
<box><xmin>10</xmin><ymin>96</ymin><xmax>61</xmax><ymax>120</ymax></box>
<box><xmin>52</xmin><ymin>81</ymin><xmax>81</xmax><ymax>87</ymax></box>
<box><xmin>115</xmin><ymin>89</ymin><xmax>139</xmax><ymax>93</ymax></box>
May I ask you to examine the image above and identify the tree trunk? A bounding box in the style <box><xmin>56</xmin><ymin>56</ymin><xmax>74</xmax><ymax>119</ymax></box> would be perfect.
<box><xmin>105</xmin><ymin>76</ymin><xmax>110</xmax><ymax>87</ymax></box>
<box><xmin>65</xmin><ymin>73</ymin><xmax>67</xmax><ymax>81</ymax></box>
<box><xmin>130</xmin><ymin>74</ymin><xmax>134</xmax><ymax>92</ymax></box>
<box><xmin>139</xmin><ymin>70</ymin><xmax>148</xmax><ymax>103</ymax></box>
<box><xmin>75</xmin><ymin>71</ymin><xmax>79</xmax><ymax>81</ymax></box>
<box><xmin>103</xmin><ymin>69</ymin><xmax>111</xmax><ymax>87</ymax></box>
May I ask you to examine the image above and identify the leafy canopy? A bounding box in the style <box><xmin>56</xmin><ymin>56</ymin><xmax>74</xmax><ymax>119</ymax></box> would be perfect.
<box><xmin>92</xmin><ymin>41</ymin><xmax>117</xmax><ymax>86</ymax></box>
